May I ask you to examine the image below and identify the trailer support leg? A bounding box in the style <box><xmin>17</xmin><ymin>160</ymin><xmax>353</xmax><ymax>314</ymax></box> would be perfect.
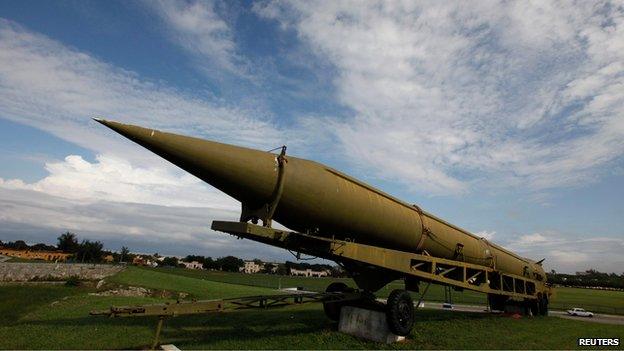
<box><xmin>151</xmin><ymin>316</ymin><xmax>165</xmax><ymax>350</ymax></box>
<box><xmin>416</xmin><ymin>282</ymin><xmax>431</xmax><ymax>308</ymax></box>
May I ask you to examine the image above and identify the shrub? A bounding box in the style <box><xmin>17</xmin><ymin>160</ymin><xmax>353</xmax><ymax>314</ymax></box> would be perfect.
<box><xmin>65</xmin><ymin>275</ymin><xmax>81</xmax><ymax>286</ymax></box>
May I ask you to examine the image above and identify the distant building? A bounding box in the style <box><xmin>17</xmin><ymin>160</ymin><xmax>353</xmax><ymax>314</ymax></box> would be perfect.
<box><xmin>241</xmin><ymin>260</ymin><xmax>263</xmax><ymax>274</ymax></box>
<box><xmin>289</xmin><ymin>268</ymin><xmax>329</xmax><ymax>277</ymax></box>
<box><xmin>0</xmin><ymin>248</ymin><xmax>71</xmax><ymax>262</ymax></box>
<box><xmin>181</xmin><ymin>261</ymin><xmax>203</xmax><ymax>270</ymax></box>
<box><xmin>132</xmin><ymin>256</ymin><xmax>158</xmax><ymax>267</ymax></box>
<box><xmin>103</xmin><ymin>254</ymin><xmax>115</xmax><ymax>263</ymax></box>
<box><xmin>240</xmin><ymin>260</ymin><xmax>279</xmax><ymax>274</ymax></box>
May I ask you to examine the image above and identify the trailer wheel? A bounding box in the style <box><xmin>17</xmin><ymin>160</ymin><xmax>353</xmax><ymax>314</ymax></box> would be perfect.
<box><xmin>323</xmin><ymin>282</ymin><xmax>349</xmax><ymax>321</ymax></box>
<box><xmin>386</xmin><ymin>289</ymin><xmax>415</xmax><ymax>336</ymax></box>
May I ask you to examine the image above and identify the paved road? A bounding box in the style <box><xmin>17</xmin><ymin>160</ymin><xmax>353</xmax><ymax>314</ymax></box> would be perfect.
<box><xmin>550</xmin><ymin>310</ymin><xmax>624</xmax><ymax>325</ymax></box>
<box><xmin>421</xmin><ymin>302</ymin><xmax>624</xmax><ymax>325</ymax></box>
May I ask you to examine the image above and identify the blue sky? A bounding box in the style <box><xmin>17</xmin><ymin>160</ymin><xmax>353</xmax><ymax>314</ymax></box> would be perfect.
<box><xmin>0</xmin><ymin>0</ymin><xmax>623</xmax><ymax>273</ymax></box>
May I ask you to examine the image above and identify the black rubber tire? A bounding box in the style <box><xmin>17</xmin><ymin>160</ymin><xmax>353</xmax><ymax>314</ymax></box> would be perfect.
<box><xmin>323</xmin><ymin>282</ymin><xmax>349</xmax><ymax>321</ymax></box>
<box><xmin>386</xmin><ymin>289</ymin><xmax>415</xmax><ymax>336</ymax></box>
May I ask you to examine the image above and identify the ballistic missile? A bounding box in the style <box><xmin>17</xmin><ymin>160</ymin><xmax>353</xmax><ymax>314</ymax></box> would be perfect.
<box><xmin>95</xmin><ymin>119</ymin><xmax>546</xmax><ymax>281</ymax></box>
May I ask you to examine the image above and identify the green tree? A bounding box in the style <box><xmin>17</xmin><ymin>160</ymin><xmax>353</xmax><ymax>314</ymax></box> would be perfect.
<box><xmin>31</xmin><ymin>243</ymin><xmax>57</xmax><ymax>251</ymax></box>
<box><xmin>216</xmin><ymin>256</ymin><xmax>244</xmax><ymax>272</ymax></box>
<box><xmin>76</xmin><ymin>240</ymin><xmax>104</xmax><ymax>263</ymax></box>
<box><xmin>120</xmin><ymin>246</ymin><xmax>130</xmax><ymax>263</ymax></box>
<box><xmin>204</xmin><ymin>257</ymin><xmax>216</xmax><ymax>270</ymax></box>
<box><xmin>11</xmin><ymin>240</ymin><xmax>29</xmax><ymax>250</ymax></box>
<box><xmin>184</xmin><ymin>255</ymin><xmax>207</xmax><ymax>266</ymax></box>
<box><xmin>275</xmin><ymin>264</ymin><xmax>288</xmax><ymax>275</ymax></box>
<box><xmin>57</xmin><ymin>232</ymin><xmax>79</xmax><ymax>253</ymax></box>
<box><xmin>261</xmin><ymin>263</ymin><xmax>276</xmax><ymax>274</ymax></box>
<box><xmin>159</xmin><ymin>256</ymin><xmax>178</xmax><ymax>267</ymax></box>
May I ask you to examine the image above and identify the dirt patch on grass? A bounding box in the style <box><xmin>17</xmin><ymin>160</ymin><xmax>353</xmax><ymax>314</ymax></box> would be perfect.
<box><xmin>89</xmin><ymin>280</ymin><xmax>189</xmax><ymax>299</ymax></box>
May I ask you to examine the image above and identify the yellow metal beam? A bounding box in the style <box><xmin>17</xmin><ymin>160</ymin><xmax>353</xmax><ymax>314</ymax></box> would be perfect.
<box><xmin>212</xmin><ymin>221</ymin><xmax>551</xmax><ymax>300</ymax></box>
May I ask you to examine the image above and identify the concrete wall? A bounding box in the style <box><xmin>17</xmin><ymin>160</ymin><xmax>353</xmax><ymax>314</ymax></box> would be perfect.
<box><xmin>0</xmin><ymin>262</ymin><xmax>124</xmax><ymax>282</ymax></box>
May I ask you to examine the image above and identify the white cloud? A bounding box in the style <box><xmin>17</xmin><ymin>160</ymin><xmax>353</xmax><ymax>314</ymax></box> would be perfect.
<box><xmin>146</xmin><ymin>0</ymin><xmax>246</xmax><ymax>76</ymax></box>
<box><xmin>1</xmin><ymin>4</ymin><xmax>623</xmax><ymax>271</ymax></box>
<box><xmin>0</xmin><ymin>154</ymin><xmax>297</xmax><ymax>259</ymax></box>
<box><xmin>0</xmin><ymin>154</ymin><xmax>237</xmax><ymax>209</ymax></box>
<box><xmin>0</xmin><ymin>18</ymin><xmax>280</xmax><ymax>164</ymax></box>
<box><xmin>256</xmin><ymin>1</ymin><xmax>624</xmax><ymax>194</ymax></box>
<box><xmin>0</xmin><ymin>18</ymin><xmax>289</xmax><ymax>258</ymax></box>
<box><xmin>0</xmin><ymin>186</ymin><xmax>287</xmax><ymax>260</ymax></box>
<box><xmin>515</xmin><ymin>233</ymin><xmax>549</xmax><ymax>245</ymax></box>
<box><xmin>3</xmin><ymin>4</ymin><xmax>624</xmax><ymax>196</ymax></box>
<box><xmin>505</xmin><ymin>231</ymin><xmax>624</xmax><ymax>273</ymax></box>
<box><xmin>474</xmin><ymin>230</ymin><xmax>496</xmax><ymax>240</ymax></box>
<box><xmin>549</xmin><ymin>250</ymin><xmax>590</xmax><ymax>265</ymax></box>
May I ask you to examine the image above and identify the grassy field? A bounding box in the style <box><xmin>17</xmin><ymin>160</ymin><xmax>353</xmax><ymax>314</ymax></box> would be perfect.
<box><xmin>108</xmin><ymin>267</ymin><xmax>274</xmax><ymax>299</ymax></box>
<box><xmin>141</xmin><ymin>267</ymin><xmax>624</xmax><ymax>314</ymax></box>
<box><xmin>0</xmin><ymin>266</ymin><xmax>622</xmax><ymax>349</ymax></box>
<box><xmin>549</xmin><ymin>287</ymin><xmax>624</xmax><ymax>314</ymax></box>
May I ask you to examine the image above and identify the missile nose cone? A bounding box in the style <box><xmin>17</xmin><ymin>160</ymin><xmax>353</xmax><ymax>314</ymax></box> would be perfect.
<box><xmin>92</xmin><ymin>117</ymin><xmax>107</xmax><ymax>125</ymax></box>
<box><xmin>93</xmin><ymin>118</ymin><xmax>134</xmax><ymax>137</ymax></box>
<box><xmin>92</xmin><ymin>118</ymin><xmax>130</xmax><ymax>134</ymax></box>
<box><xmin>94</xmin><ymin>119</ymin><xmax>279</xmax><ymax>206</ymax></box>
<box><xmin>93</xmin><ymin>119</ymin><xmax>158</xmax><ymax>146</ymax></box>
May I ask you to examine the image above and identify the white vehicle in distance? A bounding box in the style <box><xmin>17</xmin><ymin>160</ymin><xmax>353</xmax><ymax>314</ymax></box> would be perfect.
<box><xmin>567</xmin><ymin>307</ymin><xmax>594</xmax><ymax>317</ymax></box>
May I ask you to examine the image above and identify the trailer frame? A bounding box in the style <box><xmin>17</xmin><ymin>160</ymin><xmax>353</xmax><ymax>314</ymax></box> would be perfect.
<box><xmin>91</xmin><ymin>220</ymin><xmax>552</xmax><ymax>348</ymax></box>
<box><xmin>91</xmin><ymin>291</ymin><xmax>363</xmax><ymax>349</ymax></box>
<box><xmin>211</xmin><ymin>221</ymin><xmax>552</xmax><ymax>301</ymax></box>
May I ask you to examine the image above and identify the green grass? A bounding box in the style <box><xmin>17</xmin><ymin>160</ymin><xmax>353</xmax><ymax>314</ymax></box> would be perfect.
<box><xmin>0</xmin><ymin>284</ymin><xmax>85</xmax><ymax>324</ymax></box>
<box><xmin>550</xmin><ymin>287</ymin><xmax>624</xmax><ymax>314</ymax></box>
<box><xmin>141</xmin><ymin>267</ymin><xmax>624</xmax><ymax>314</ymax></box>
<box><xmin>141</xmin><ymin>305</ymin><xmax>624</xmax><ymax>350</ymax></box>
<box><xmin>1</xmin><ymin>267</ymin><xmax>622</xmax><ymax>349</ymax></box>
<box><xmin>141</xmin><ymin>266</ymin><xmax>355</xmax><ymax>292</ymax></box>
<box><xmin>108</xmin><ymin>267</ymin><xmax>276</xmax><ymax>299</ymax></box>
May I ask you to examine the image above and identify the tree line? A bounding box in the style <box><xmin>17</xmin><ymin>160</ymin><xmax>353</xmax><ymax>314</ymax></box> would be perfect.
<box><xmin>0</xmin><ymin>240</ymin><xmax>57</xmax><ymax>252</ymax></box>
<box><xmin>547</xmin><ymin>269</ymin><xmax>624</xmax><ymax>289</ymax></box>
<box><xmin>2</xmin><ymin>233</ymin><xmax>122</xmax><ymax>263</ymax></box>
<box><xmin>1</xmin><ymin>233</ymin><xmax>346</xmax><ymax>276</ymax></box>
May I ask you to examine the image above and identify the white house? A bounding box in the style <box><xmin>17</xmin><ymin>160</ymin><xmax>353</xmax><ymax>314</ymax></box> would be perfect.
<box><xmin>241</xmin><ymin>260</ymin><xmax>262</xmax><ymax>273</ymax></box>
<box><xmin>181</xmin><ymin>261</ymin><xmax>203</xmax><ymax>270</ymax></box>
<box><xmin>289</xmin><ymin>268</ymin><xmax>329</xmax><ymax>277</ymax></box>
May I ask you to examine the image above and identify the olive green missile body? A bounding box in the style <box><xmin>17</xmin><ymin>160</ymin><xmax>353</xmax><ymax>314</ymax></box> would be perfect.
<box><xmin>96</xmin><ymin>119</ymin><xmax>545</xmax><ymax>280</ymax></box>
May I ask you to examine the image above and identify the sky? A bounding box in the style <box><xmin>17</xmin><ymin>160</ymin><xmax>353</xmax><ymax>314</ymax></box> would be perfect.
<box><xmin>0</xmin><ymin>0</ymin><xmax>623</xmax><ymax>274</ymax></box>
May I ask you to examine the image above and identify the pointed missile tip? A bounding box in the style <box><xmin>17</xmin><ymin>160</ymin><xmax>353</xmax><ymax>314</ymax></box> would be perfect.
<box><xmin>92</xmin><ymin>118</ymin><xmax>119</xmax><ymax>129</ymax></box>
